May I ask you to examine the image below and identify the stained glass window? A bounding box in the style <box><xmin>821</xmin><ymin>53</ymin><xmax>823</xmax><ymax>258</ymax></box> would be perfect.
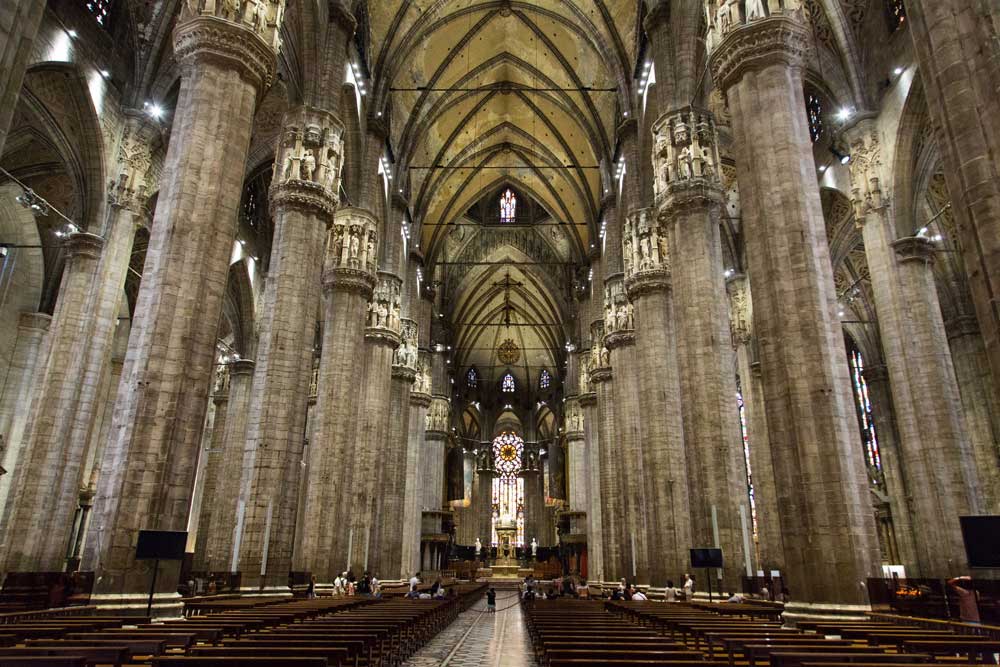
<box><xmin>850</xmin><ymin>349</ymin><xmax>882</xmax><ymax>478</ymax></box>
<box><xmin>736</xmin><ymin>379</ymin><xmax>758</xmax><ymax>546</ymax></box>
<box><xmin>499</xmin><ymin>188</ymin><xmax>517</xmax><ymax>223</ymax></box>
<box><xmin>806</xmin><ymin>92</ymin><xmax>823</xmax><ymax>143</ymax></box>
<box><xmin>491</xmin><ymin>432</ymin><xmax>525</xmax><ymax>546</ymax></box>
<box><xmin>84</xmin><ymin>0</ymin><xmax>113</xmax><ymax>25</ymax></box>
<box><xmin>467</xmin><ymin>367</ymin><xmax>478</xmax><ymax>388</ymax></box>
<box><xmin>539</xmin><ymin>369</ymin><xmax>551</xmax><ymax>390</ymax></box>
<box><xmin>885</xmin><ymin>0</ymin><xmax>906</xmax><ymax>33</ymax></box>
<box><xmin>502</xmin><ymin>372</ymin><xmax>515</xmax><ymax>393</ymax></box>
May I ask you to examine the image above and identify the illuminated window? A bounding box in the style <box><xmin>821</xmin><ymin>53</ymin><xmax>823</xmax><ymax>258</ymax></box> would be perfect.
<box><xmin>736</xmin><ymin>379</ymin><xmax>758</xmax><ymax>546</ymax></box>
<box><xmin>502</xmin><ymin>372</ymin><xmax>515</xmax><ymax>393</ymax></box>
<box><xmin>491</xmin><ymin>432</ymin><xmax>525</xmax><ymax>546</ymax></box>
<box><xmin>806</xmin><ymin>92</ymin><xmax>824</xmax><ymax>143</ymax></box>
<box><xmin>539</xmin><ymin>369</ymin><xmax>551</xmax><ymax>390</ymax></box>
<box><xmin>84</xmin><ymin>0</ymin><xmax>113</xmax><ymax>25</ymax></box>
<box><xmin>499</xmin><ymin>188</ymin><xmax>517</xmax><ymax>223</ymax></box>
<box><xmin>467</xmin><ymin>367</ymin><xmax>478</xmax><ymax>388</ymax></box>
<box><xmin>885</xmin><ymin>0</ymin><xmax>906</xmax><ymax>33</ymax></box>
<box><xmin>849</xmin><ymin>347</ymin><xmax>882</xmax><ymax>479</ymax></box>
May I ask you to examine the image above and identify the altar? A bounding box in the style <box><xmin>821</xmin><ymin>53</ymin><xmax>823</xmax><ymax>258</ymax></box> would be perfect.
<box><xmin>491</xmin><ymin>516</ymin><xmax>521</xmax><ymax>578</ymax></box>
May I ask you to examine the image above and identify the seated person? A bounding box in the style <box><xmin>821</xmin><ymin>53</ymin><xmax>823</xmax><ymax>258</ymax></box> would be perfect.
<box><xmin>726</xmin><ymin>591</ymin><xmax>745</xmax><ymax>603</ymax></box>
<box><xmin>631</xmin><ymin>587</ymin><xmax>648</xmax><ymax>601</ymax></box>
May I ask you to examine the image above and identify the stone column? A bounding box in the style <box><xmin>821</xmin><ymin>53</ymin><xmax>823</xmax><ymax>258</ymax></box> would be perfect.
<box><xmin>2</xmin><ymin>233</ymin><xmax>104</xmax><ymax>572</ymax></box>
<box><xmin>709</xmin><ymin>11</ymin><xmax>880</xmax><ymax>605</ymax></box>
<box><xmin>621</xmin><ymin>207</ymin><xmax>693</xmax><ymax>586</ymax></box>
<box><xmin>564</xmin><ymin>397</ymin><xmax>586</xmax><ymax>511</ymax></box>
<box><xmin>301</xmin><ymin>206</ymin><xmax>378</xmax><ymax>581</ymax></box>
<box><xmin>653</xmin><ymin>109</ymin><xmax>749</xmax><ymax>590</ymax></box>
<box><xmin>235</xmin><ymin>106</ymin><xmax>342</xmax><ymax>591</ymax></box>
<box><xmin>904</xmin><ymin>0</ymin><xmax>1000</xmax><ymax>391</ymax></box>
<box><xmin>83</xmin><ymin>6</ymin><xmax>280</xmax><ymax>600</ymax></box>
<box><xmin>349</xmin><ymin>273</ymin><xmax>401</xmax><ymax>574</ymax></box>
<box><xmin>193</xmin><ymin>387</ymin><xmax>228</xmax><ymax>572</ymax></box>
<box><xmin>946</xmin><ymin>316</ymin><xmax>1000</xmax><ymax>513</ymax></box>
<box><xmin>203</xmin><ymin>358</ymin><xmax>255</xmax><ymax>573</ymax></box>
<box><xmin>849</xmin><ymin>126</ymin><xmax>981</xmax><ymax>574</ymax></box>
<box><xmin>0</xmin><ymin>312</ymin><xmax>51</xmax><ymax>523</ymax></box>
<box><xmin>402</xmin><ymin>363</ymin><xmax>432</xmax><ymax>576</ymax></box>
<box><xmin>727</xmin><ymin>275</ymin><xmax>784</xmax><ymax>572</ymax></box>
<box><xmin>423</xmin><ymin>396</ymin><xmax>450</xmax><ymax>512</ymax></box>
<box><xmin>0</xmin><ymin>0</ymin><xmax>44</xmax><ymax>156</ymax></box>
<box><xmin>579</xmin><ymin>387</ymin><xmax>602</xmax><ymax>581</ymax></box>
<box><xmin>372</xmin><ymin>318</ymin><xmax>416</xmax><ymax>578</ymax></box>
<box><xmin>858</xmin><ymin>364</ymin><xmax>918</xmax><ymax>569</ymax></box>
<box><xmin>589</xmin><ymin>328</ymin><xmax>624</xmax><ymax>582</ymax></box>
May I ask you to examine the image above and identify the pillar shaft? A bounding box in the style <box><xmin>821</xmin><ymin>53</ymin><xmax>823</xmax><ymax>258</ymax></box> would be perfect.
<box><xmin>203</xmin><ymin>359</ymin><xmax>254</xmax><ymax>573</ymax></box>
<box><xmin>0</xmin><ymin>312</ymin><xmax>51</xmax><ymax>524</ymax></box>
<box><xmin>0</xmin><ymin>0</ymin><xmax>44</xmax><ymax>155</ymax></box>
<box><xmin>905</xmin><ymin>0</ymin><xmax>1000</xmax><ymax>391</ymax></box>
<box><xmin>236</xmin><ymin>107</ymin><xmax>342</xmax><ymax>590</ymax></box>
<box><xmin>302</xmin><ymin>207</ymin><xmax>378</xmax><ymax>580</ymax></box>
<box><xmin>193</xmin><ymin>392</ymin><xmax>228</xmax><ymax>571</ymax></box>
<box><xmin>402</xmin><ymin>387</ymin><xmax>431</xmax><ymax>576</ymax></box>
<box><xmin>580</xmin><ymin>391</ymin><xmax>602</xmax><ymax>580</ymax></box>
<box><xmin>83</xmin><ymin>11</ymin><xmax>277</xmax><ymax>596</ymax></box>
<box><xmin>374</xmin><ymin>366</ymin><xmax>413</xmax><ymax>578</ymax></box>
<box><xmin>710</xmin><ymin>14</ymin><xmax>880</xmax><ymax>604</ymax></box>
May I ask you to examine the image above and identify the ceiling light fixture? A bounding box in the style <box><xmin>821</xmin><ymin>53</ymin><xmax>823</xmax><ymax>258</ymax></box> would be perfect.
<box><xmin>830</xmin><ymin>146</ymin><xmax>851</xmax><ymax>165</ymax></box>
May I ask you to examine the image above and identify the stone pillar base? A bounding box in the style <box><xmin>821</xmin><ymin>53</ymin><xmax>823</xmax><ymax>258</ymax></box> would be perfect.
<box><xmin>88</xmin><ymin>592</ymin><xmax>184</xmax><ymax>620</ymax></box>
<box><xmin>781</xmin><ymin>602</ymin><xmax>872</xmax><ymax>627</ymax></box>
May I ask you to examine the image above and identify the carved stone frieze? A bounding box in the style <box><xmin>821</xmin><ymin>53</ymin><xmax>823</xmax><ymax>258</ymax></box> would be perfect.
<box><xmin>705</xmin><ymin>0</ymin><xmax>803</xmax><ymax>51</ymax></box>
<box><xmin>180</xmin><ymin>0</ymin><xmax>286</xmax><ymax>53</ymax></box>
<box><xmin>270</xmin><ymin>107</ymin><xmax>344</xmax><ymax>218</ymax></box>
<box><xmin>708</xmin><ymin>13</ymin><xmax>811</xmax><ymax>93</ymax></box>
<box><xmin>323</xmin><ymin>206</ymin><xmax>378</xmax><ymax>297</ymax></box>
<box><xmin>173</xmin><ymin>15</ymin><xmax>279</xmax><ymax>91</ymax></box>
<box><xmin>366</xmin><ymin>273</ymin><xmax>402</xmax><ymax>347</ymax></box>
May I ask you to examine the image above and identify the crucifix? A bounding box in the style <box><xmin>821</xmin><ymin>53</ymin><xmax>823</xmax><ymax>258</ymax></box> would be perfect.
<box><xmin>493</xmin><ymin>270</ymin><xmax>522</xmax><ymax>328</ymax></box>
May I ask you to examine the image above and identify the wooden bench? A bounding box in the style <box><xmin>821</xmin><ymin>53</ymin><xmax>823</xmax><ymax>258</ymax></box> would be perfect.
<box><xmin>0</xmin><ymin>645</ymin><xmax>129</xmax><ymax>667</ymax></box>
<box><xmin>768</xmin><ymin>652</ymin><xmax>931</xmax><ymax>667</ymax></box>
<box><xmin>190</xmin><ymin>645</ymin><xmax>349</xmax><ymax>666</ymax></box>
<box><xmin>901</xmin><ymin>638</ymin><xmax>1000</xmax><ymax>662</ymax></box>
<box><xmin>153</xmin><ymin>658</ymin><xmax>327</xmax><ymax>667</ymax></box>
<box><xmin>26</xmin><ymin>638</ymin><xmax>167</xmax><ymax>659</ymax></box>
<box><xmin>65</xmin><ymin>631</ymin><xmax>197</xmax><ymax>650</ymax></box>
<box><xmin>0</xmin><ymin>657</ymin><xmax>87</xmax><ymax>666</ymax></box>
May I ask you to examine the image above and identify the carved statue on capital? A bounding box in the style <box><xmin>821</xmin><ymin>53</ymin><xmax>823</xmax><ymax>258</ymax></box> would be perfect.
<box><xmin>847</xmin><ymin>126</ymin><xmax>885</xmax><ymax>223</ymax></box>
<box><xmin>426</xmin><ymin>397</ymin><xmax>451</xmax><ymax>433</ymax></box>
<box><xmin>653</xmin><ymin>108</ymin><xmax>722</xmax><ymax>204</ymax></box>
<box><xmin>393</xmin><ymin>319</ymin><xmax>420</xmax><ymax>372</ymax></box>
<box><xmin>564</xmin><ymin>398</ymin><xmax>584</xmax><ymax>433</ymax></box>
<box><xmin>181</xmin><ymin>0</ymin><xmax>286</xmax><ymax>51</ymax></box>
<box><xmin>623</xmin><ymin>207</ymin><xmax>670</xmax><ymax>282</ymax></box>
<box><xmin>275</xmin><ymin>111</ymin><xmax>344</xmax><ymax>206</ymax></box>
<box><xmin>705</xmin><ymin>0</ymin><xmax>802</xmax><ymax>50</ymax></box>
<box><xmin>602</xmin><ymin>277</ymin><xmax>633</xmax><ymax>341</ymax></box>
<box><xmin>726</xmin><ymin>275</ymin><xmax>753</xmax><ymax>346</ymax></box>
<box><xmin>367</xmin><ymin>276</ymin><xmax>402</xmax><ymax>337</ymax></box>
<box><xmin>107</xmin><ymin>112</ymin><xmax>160</xmax><ymax>214</ymax></box>
<box><xmin>213</xmin><ymin>363</ymin><xmax>230</xmax><ymax>395</ymax></box>
<box><xmin>329</xmin><ymin>208</ymin><xmax>379</xmax><ymax>277</ymax></box>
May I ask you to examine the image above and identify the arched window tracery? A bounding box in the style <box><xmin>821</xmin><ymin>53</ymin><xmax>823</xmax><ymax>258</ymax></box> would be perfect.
<box><xmin>501</xmin><ymin>372</ymin><xmax>515</xmax><ymax>393</ymax></box>
<box><xmin>467</xmin><ymin>367</ymin><xmax>478</xmax><ymax>388</ymax></box>
<box><xmin>806</xmin><ymin>91</ymin><xmax>824</xmax><ymax>143</ymax></box>
<box><xmin>491</xmin><ymin>431</ymin><xmax>525</xmax><ymax>546</ymax></box>
<box><xmin>499</xmin><ymin>188</ymin><xmax>517</xmax><ymax>223</ymax></box>
<box><xmin>84</xmin><ymin>0</ymin><xmax>114</xmax><ymax>25</ymax></box>
<box><xmin>539</xmin><ymin>369</ymin><xmax>551</xmax><ymax>390</ymax></box>
<box><xmin>849</xmin><ymin>346</ymin><xmax>883</xmax><ymax>484</ymax></box>
<box><xmin>885</xmin><ymin>0</ymin><xmax>906</xmax><ymax>33</ymax></box>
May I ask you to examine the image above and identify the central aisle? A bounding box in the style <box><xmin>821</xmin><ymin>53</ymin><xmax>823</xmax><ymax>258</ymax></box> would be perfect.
<box><xmin>401</xmin><ymin>592</ymin><xmax>537</xmax><ymax>667</ymax></box>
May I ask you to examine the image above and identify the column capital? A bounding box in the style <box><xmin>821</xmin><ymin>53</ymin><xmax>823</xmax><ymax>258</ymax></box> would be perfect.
<box><xmin>892</xmin><ymin>236</ymin><xmax>937</xmax><ymax>265</ymax></box>
<box><xmin>564</xmin><ymin>396</ymin><xmax>584</xmax><ymax>438</ymax></box>
<box><xmin>426</xmin><ymin>396</ymin><xmax>451</xmax><ymax>434</ymax></box>
<box><xmin>945</xmin><ymin>314</ymin><xmax>980</xmax><ymax>340</ymax></box>
<box><xmin>409</xmin><ymin>390</ymin><xmax>432</xmax><ymax>408</ymax></box>
<box><xmin>17</xmin><ymin>311</ymin><xmax>52</xmax><ymax>332</ymax></box>
<box><xmin>327</xmin><ymin>0</ymin><xmax>357</xmax><ymax>33</ymax></box>
<box><xmin>323</xmin><ymin>206</ymin><xmax>379</xmax><ymax>296</ymax></box>
<box><xmin>228</xmin><ymin>358</ymin><xmax>256</xmax><ymax>377</ymax></box>
<box><xmin>173</xmin><ymin>14</ymin><xmax>278</xmax><ymax>92</ymax></box>
<box><xmin>107</xmin><ymin>110</ymin><xmax>161</xmax><ymax>213</ymax></box>
<box><xmin>366</xmin><ymin>272</ymin><xmax>402</xmax><ymax>347</ymax></box>
<box><xmin>709</xmin><ymin>13</ymin><xmax>811</xmax><ymax>93</ymax></box>
<box><xmin>623</xmin><ymin>207</ymin><xmax>672</xmax><ymax>298</ymax></box>
<box><xmin>65</xmin><ymin>232</ymin><xmax>105</xmax><ymax>260</ymax></box>
<box><xmin>653</xmin><ymin>107</ymin><xmax>725</xmax><ymax>212</ymax></box>
<box><xmin>271</xmin><ymin>106</ymin><xmax>345</xmax><ymax>218</ymax></box>
<box><xmin>392</xmin><ymin>318</ymin><xmax>419</xmax><ymax>377</ymax></box>
<box><xmin>579</xmin><ymin>392</ymin><xmax>597</xmax><ymax>407</ymax></box>
<box><xmin>643</xmin><ymin>1</ymin><xmax>670</xmax><ymax>33</ymax></box>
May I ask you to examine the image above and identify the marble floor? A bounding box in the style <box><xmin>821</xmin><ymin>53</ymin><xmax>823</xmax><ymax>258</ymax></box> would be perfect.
<box><xmin>401</xmin><ymin>592</ymin><xmax>536</xmax><ymax>667</ymax></box>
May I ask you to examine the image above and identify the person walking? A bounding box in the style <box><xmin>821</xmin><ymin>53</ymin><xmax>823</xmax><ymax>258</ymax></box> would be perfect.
<box><xmin>683</xmin><ymin>573</ymin><xmax>695</xmax><ymax>601</ymax></box>
<box><xmin>486</xmin><ymin>587</ymin><xmax>497</xmax><ymax>613</ymax></box>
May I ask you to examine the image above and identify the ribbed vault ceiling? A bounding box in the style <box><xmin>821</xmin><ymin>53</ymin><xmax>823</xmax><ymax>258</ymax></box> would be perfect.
<box><xmin>369</xmin><ymin>0</ymin><xmax>639</xmax><ymax>381</ymax></box>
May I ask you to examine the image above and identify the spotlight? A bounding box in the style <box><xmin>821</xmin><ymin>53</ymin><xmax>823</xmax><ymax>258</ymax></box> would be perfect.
<box><xmin>818</xmin><ymin>165</ymin><xmax>827</xmax><ymax>173</ymax></box>
<box><xmin>836</xmin><ymin>108</ymin><xmax>852</xmax><ymax>122</ymax></box>
<box><xmin>67</xmin><ymin>29</ymin><xmax>78</xmax><ymax>38</ymax></box>
<box><xmin>147</xmin><ymin>104</ymin><xmax>164</xmax><ymax>120</ymax></box>
<box><xmin>830</xmin><ymin>146</ymin><xmax>851</xmax><ymax>165</ymax></box>
<box><xmin>723</xmin><ymin>268</ymin><xmax>734</xmax><ymax>278</ymax></box>
<box><xmin>99</xmin><ymin>69</ymin><xmax>110</xmax><ymax>78</ymax></box>
<box><xmin>893</xmin><ymin>67</ymin><xmax>903</xmax><ymax>75</ymax></box>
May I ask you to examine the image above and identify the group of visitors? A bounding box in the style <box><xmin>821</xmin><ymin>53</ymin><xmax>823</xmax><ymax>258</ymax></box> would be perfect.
<box><xmin>405</xmin><ymin>572</ymin><xmax>454</xmax><ymax>600</ymax></box>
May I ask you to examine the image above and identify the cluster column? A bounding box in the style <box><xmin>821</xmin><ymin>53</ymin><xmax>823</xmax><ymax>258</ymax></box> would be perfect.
<box><xmin>301</xmin><ymin>207</ymin><xmax>378</xmax><ymax>580</ymax></box>
<box><xmin>849</xmin><ymin>126</ymin><xmax>981</xmax><ymax>575</ymax></box>
<box><xmin>0</xmin><ymin>0</ymin><xmax>44</xmax><ymax>155</ymax></box>
<box><xmin>402</xmin><ymin>357</ymin><xmax>432</xmax><ymax>576</ymax></box>
<box><xmin>653</xmin><ymin>108</ymin><xmax>749</xmax><ymax>590</ymax></box>
<box><xmin>192</xmin><ymin>384</ymin><xmax>229</xmax><ymax>572</ymax></box>
<box><xmin>621</xmin><ymin>207</ymin><xmax>692</xmax><ymax>585</ymax></box>
<box><xmin>709</xmin><ymin>10</ymin><xmax>880</xmax><ymax>605</ymax></box>
<box><xmin>235</xmin><ymin>107</ymin><xmax>342</xmax><ymax>590</ymax></box>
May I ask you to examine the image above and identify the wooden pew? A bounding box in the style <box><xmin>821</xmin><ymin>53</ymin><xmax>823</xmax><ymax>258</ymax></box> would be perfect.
<box><xmin>153</xmin><ymin>658</ymin><xmax>327</xmax><ymax>667</ymax></box>
<box><xmin>901</xmin><ymin>638</ymin><xmax>1000</xmax><ymax>662</ymax></box>
<box><xmin>26</xmin><ymin>638</ymin><xmax>167</xmax><ymax>659</ymax></box>
<box><xmin>0</xmin><ymin>657</ymin><xmax>87</xmax><ymax>667</ymax></box>
<box><xmin>0</xmin><ymin>645</ymin><xmax>129</xmax><ymax>667</ymax></box>
<box><xmin>768</xmin><ymin>653</ymin><xmax>931</xmax><ymax>667</ymax></box>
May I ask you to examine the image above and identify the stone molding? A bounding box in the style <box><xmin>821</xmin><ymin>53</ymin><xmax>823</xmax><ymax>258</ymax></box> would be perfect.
<box><xmin>173</xmin><ymin>15</ymin><xmax>277</xmax><ymax>92</ymax></box>
<box><xmin>709</xmin><ymin>14</ymin><xmax>811</xmax><ymax>93</ymax></box>
<box><xmin>892</xmin><ymin>236</ymin><xmax>937</xmax><ymax>265</ymax></box>
<box><xmin>391</xmin><ymin>365</ymin><xmax>417</xmax><ymax>382</ymax></box>
<box><xmin>589</xmin><ymin>363</ymin><xmax>612</xmax><ymax>384</ymax></box>
<box><xmin>409</xmin><ymin>390</ymin><xmax>432</xmax><ymax>408</ymax></box>
<box><xmin>17</xmin><ymin>311</ymin><xmax>52</xmax><ymax>332</ymax></box>
<box><xmin>603</xmin><ymin>329</ymin><xmax>635</xmax><ymax>349</ymax></box>
<box><xmin>228</xmin><ymin>358</ymin><xmax>256</xmax><ymax>377</ymax></box>
<box><xmin>65</xmin><ymin>232</ymin><xmax>105</xmax><ymax>260</ymax></box>
<box><xmin>579</xmin><ymin>392</ymin><xmax>597</xmax><ymax>407</ymax></box>
<box><xmin>327</xmin><ymin>0</ymin><xmax>357</xmax><ymax>32</ymax></box>
<box><xmin>944</xmin><ymin>314</ymin><xmax>980</xmax><ymax>340</ymax></box>
<box><xmin>602</xmin><ymin>274</ymin><xmax>634</xmax><ymax>346</ymax></box>
<box><xmin>271</xmin><ymin>180</ymin><xmax>338</xmax><ymax>218</ymax></box>
<box><xmin>322</xmin><ymin>267</ymin><xmax>376</xmax><ymax>297</ymax></box>
<box><xmin>365</xmin><ymin>273</ymin><xmax>402</xmax><ymax>346</ymax></box>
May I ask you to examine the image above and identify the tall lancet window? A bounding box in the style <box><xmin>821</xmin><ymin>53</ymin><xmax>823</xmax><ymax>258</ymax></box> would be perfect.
<box><xmin>491</xmin><ymin>431</ymin><xmax>525</xmax><ymax>546</ymax></box>
<box><xmin>885</xmin><ymin>0</ymin><xmax>906</xmax><ymax>33</ymax></box>
<box><xmin>501</xmin><ymin>372</ymin><xmax>516</xmax><ymax>393</ymax></box>
<box><xmin>499</xmin><ymin>188</ymin><xmax>517</xmax><ymax>223</ymax></box>
<box><xmin>539</xmin><ymin>369</ymin><xmax>551</xmax><ymax>390</ymax></box>
<box><xmin>849</xmin><ymin>347</ymin><xmax>882</xmax><ymax>481</ymax></box>
<box><xmin>806</xmin><ymin>92</ymin><xmax>824</xmax><ymax>143</ymax></box>
<box><xmin>736</xmin><ymin>378</ymin><xmax>758</xmax><ymax>546</ymax></box>
<box><xmin>467</xmin><ymin>367</ymin><xmax>478</xmax><ymax>388</ymax></box>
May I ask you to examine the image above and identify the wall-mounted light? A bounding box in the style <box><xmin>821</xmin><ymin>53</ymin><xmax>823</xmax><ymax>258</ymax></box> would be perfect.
<box><xmin>829</xmin><ymin>146</ymin><xmax>851</xmax><ymax>165</ymax></box>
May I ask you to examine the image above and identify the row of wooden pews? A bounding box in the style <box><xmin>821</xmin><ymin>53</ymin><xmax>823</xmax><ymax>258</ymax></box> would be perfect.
<box><xmin>608</xmin><ymin>601</ymin><xmax>1000</xmax><ymax>667</ymax></box>
<box><xmin>525</xmin><ymin>599</ymin><xmax>726</xmax><ymax>667</ymax></box>
<box><xmin>0</xmin><ymin>583</ymin><xmax>486</xmax><ymax>666</ymax></box>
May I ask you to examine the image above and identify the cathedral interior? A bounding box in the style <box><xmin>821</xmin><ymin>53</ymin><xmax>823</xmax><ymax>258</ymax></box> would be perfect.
<box><xmin>0</xmin><ymin>0</ymin><xmax>999</xmax><ymax>633</ymax></box>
